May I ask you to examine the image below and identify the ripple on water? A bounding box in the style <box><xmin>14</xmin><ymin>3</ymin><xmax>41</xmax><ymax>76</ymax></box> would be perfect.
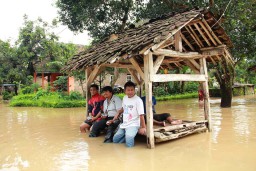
<box><xmin>53</xmin><ymin>140</ymin><xmax>90</xmax><ymax>171</ymax></box>
<box><xmin>1</xmin><ymin>154</ymin><xmax>29</xmax><ymax>171</ymax></box>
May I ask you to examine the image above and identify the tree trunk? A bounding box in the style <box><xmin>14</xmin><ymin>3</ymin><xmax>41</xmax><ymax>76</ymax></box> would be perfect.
<box><xmin>219</xmin><ymin>82</ymin><xmax>232</xmax><ymax>107</ymax></box>
<box><xmin>214</xmin><ymin>59</ymin><xmax>234</xmax><ymax>108</ymax></box>
<box><xmin>209</xmin><ymin>0</ymin><xmax>214</xmax><ymax>7</ymax></box>
<box><xmin>27</xmin><ymin>61</ymin><xmax>35</xmax><ymax>76</ymax></box>
<box><xmin>180</xmin><ymin>81</ymin><xmax>185</xmax><ymax>93</ymax></box>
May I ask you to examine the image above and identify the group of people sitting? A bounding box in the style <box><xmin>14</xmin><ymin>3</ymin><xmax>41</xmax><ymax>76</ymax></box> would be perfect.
<box><xmin>80</xmin><ymin>81</ymin><xmax>182</xmax><ymax>147</ymax></box>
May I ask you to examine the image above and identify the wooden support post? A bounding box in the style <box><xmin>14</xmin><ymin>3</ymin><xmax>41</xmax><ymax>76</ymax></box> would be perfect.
<box><xmin>33</xmin><ymin>72</ymin><xmax>37</xmax><ymax>83</ymax></box>
<box><xmin>85</xmin><ymin>67</ymin><xmax>92</xmax><ymax>116</ymax></box>
<box><xmin>200</xmin><ymin>58</ymin><xmax>211</xmax><ymax>131</ymax></box>
<box><xmin>144</xmin><ymin>52</ymin><xmax>155</xmax><ymax>149</ymax></box>
<box><xmin>175</xmin><ymin>31</ymin><xmax>182</xmax><ymax>52</ymax></box>
<box><xmin>42</xmin><ymin>72</ymin><xmax>44</xmax><ymax>89</ymax></box>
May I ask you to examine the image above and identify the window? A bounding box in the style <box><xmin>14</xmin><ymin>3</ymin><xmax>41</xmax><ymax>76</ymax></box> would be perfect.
<box><xmin>126</xmin><ymin>74</ymin><xmax>132</xmax><ymax>82</ymax></box>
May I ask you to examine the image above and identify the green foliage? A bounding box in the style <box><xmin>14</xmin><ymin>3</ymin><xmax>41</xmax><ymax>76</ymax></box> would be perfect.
<box><xmin>116</xmin><ymin>93</ymin><xmax>125</xmax><ymax>99</ymax></box>
<box><xmin>10</xmin><ymin>91</ymin><xmax>85</xmax><ymax>108</ymax></box>
<box><xmin>0</xmin><ymin>16</ymin><xmax>78</xmax><ymax>87</ymax></box>
<box><xmin>20</xmin><ymin>83</ymin><xmax>40</xmax><ymax>94</ymax></box>
<box><xmin>184</xmin><ymin>82</ymin><xmax>199</xmax><ymax>93</ymax></box>
<box><xmin>53</xmin><ymin>76</ymin><xmax>68</xmax><ymax>92</ymax></box>
<box><xmin>0</xmin><ymin>40</ymin><xmax>26</xmax><ymax>84</ymax></box>
<box><xmin>68</xmin><ymin>91</ymin><xmax>84</xmax><ymax>100</ymax></box>
<box><xmin>2</xmin><ymin>91</ymin><xmax>15</xmax><ymax>100</ymax></box>
<box><xmin>153</xmin><ymin>87</ymin><xmax>166</xmax><ymax>96</ymax></box>
<box><xmin>155</xmin><ymin>92</ymin><xmax>198</xmax><ymax>101</ymax></box>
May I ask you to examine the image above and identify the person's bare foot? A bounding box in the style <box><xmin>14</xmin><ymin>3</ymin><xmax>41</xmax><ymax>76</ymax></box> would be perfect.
<box><xmin>171</xmin><ymin>120</ymin><xmax>182</xmax><ymax>125</ymax></box>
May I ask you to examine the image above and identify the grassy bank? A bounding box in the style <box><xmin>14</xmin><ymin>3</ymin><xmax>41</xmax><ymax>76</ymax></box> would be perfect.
<box><xmin>10</xmin><ymin>91</ymin><xmax>85</xmax><ymax>108</ymax></box>
<box><xmin>155</xmin><ymin>92</ymin><xmax>198</xmax><ymax>101</ymax></box>
<box><xmin>9</xmin><ymin>91</ymin><xmax>198</xmax><ymax>108</ymax></box>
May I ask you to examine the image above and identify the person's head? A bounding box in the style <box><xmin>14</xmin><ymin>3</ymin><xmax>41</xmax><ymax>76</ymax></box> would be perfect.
<box><xmin>90</xmin><ymin>84</ymin><xmax>99</xmax><ymax>96</ymax></box>
<box><xmin>102</xmin><ymin>86</ymin><xmax>113</xmax><ymax>99</ymax></box>
<box><xmin>124</xmin><ymin>81</ymin><xmax>136</xmax><ymax>98</ymax></box>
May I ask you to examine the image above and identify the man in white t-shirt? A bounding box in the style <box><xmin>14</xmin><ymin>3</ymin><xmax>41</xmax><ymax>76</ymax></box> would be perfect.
<box><xmin>113</xmin><ymin>81</ymin><xmax>146</xmax><ymax>147</ymax></box>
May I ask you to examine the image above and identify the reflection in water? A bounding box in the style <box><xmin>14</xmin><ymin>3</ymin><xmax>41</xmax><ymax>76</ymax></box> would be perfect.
<box><xmin>54</xmin><ymin>140</ymin><xmax>89</xmax><ymax>171</ymax></box>
<box><xmin>1</xmin><ymin>154</ymin><xmax>29</xmax><ymax>170</ymax></box>
<box><xmin>0</xmin><ymin>95</ymin><xmax>256</xmax><ymax>171</ymax></box>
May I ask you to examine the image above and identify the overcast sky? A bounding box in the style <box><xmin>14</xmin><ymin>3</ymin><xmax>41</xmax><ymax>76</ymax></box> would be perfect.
<box><xmin>0</xmin><ymin>0</ymin><xmax>91</xmax><ymax>45</ymax></box>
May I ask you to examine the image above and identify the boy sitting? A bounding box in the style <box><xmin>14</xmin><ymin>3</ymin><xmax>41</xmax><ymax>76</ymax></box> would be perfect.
<box><xmin>112</xmin><ymin>81</ymin><xmax>146</xmax><ymax>147</ymax></box>
<box><xmin>80</xmin><ymin>84</ymin><xmax>105</xmax><ymax>133</ymax></box>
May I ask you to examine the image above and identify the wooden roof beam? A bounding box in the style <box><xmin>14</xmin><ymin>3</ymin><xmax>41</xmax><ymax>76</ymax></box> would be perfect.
<box><xmin>187</xmin><ymin>25</ymin><xmax>204</xmax><ymax>47</ymax></box>
<box><xmin>143</xmin><ymin>16</ymin><xmax>198</xmax><ymax>55</ymax></box>
<box><xmin>201</xmin><ymin>46</ymin><xmax>225</xmax><ymax>56</ymax></box>
<box><xmin>224</xmin><ymin>48</ymin><xmax>235</xmax><ymax>65</ymax></box>
<box><xmin>198</xmin><ymin>22</ymin><xmax>217</xmax><ymax>46</ymax></box>
<box><xmin>185</xmin><ymin>26</ymin><xmax>202</xmax><ymax>48</ymax></box>
<box><xmin>202</xmin><ymin>18</ymin><xmax>222</xmax><ymax>45</ymax></box>
<box><xmin>129</xmin><ymin>57</ymin><xmax>145</xmax><ymax>80</ymax></box>
<box><xmin>209</xmin><ymin>56</ymin><xmax>217</xmax><ymax>65</ymax></box>
<box><xmin>102</xmin><ymin>63</ymin><xmax>134</xmax><ymax>68</ymax></box>
<box><xmin>180</xmin><ymin>33</ymin><xmax>195</xmax><ymax>51</ymax></box>
<box><xmin>175</xmin><ymin>30</ymin><xmax>182</xmax><ymax>52</ymax></box>
<box><xmin>194</xmin><ymin>23</ymin><xmax>211</xmax><ymax>46</ymax></box>
<box><xmin>153</xmin><ymin>55</ymin><xmax>165</xmax><ymax>74</ymax></box>
<box><xmin>127</xmin><ymin>68</ymin><xmax>141</xmax><ymax>85</ymax></box>
<box><xmin>189</xmin><ymin>59</ymin><xmax>200</xmax><ymax>70</ymax></box>
<box><xmin>152</xmin><ymin>74</ymin><xmax>207</xmax><ymax>82</ymax></box>
<box><xmin>153</xmin><ymin>49</ymin><xmax>202</xmax><ymax>58</ymax></box>
<box><xmin>87</xmin><ymin>65</ymin><xmax>101</xmax><ymax>85</ymax></box>
<box><xmin>183</xmin><ymin>60</ymin><xmax>200</xmax><ymax>74</ymax></box>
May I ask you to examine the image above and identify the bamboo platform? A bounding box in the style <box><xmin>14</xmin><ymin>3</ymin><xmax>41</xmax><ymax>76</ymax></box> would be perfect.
<box><xmin>153</xmin><ymin>120</ymin><xmax>208</xmax><ymax>143</ymax></box>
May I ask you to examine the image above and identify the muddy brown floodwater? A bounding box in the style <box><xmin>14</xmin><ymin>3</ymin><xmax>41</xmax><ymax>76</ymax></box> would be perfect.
<box><xmin>0</xmin><ymin>95</ymin><xmax>255</xmax><ymax>171</ymax></box>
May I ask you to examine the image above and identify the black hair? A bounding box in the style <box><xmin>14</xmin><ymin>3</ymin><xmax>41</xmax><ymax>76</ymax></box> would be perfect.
<box><xmin>102</xmin><ymin>86</ymin><xmax>113</xmax><ymax>93</ymax></box>
<box><xmin>124</xmin><ymin>81</ymin><xmax>136</xmax><ymax>89</ymax></box>
<box><xmin>90</xmin><ymin>84</ymin><xmax>99</xmax><ymax>90</ymax></box>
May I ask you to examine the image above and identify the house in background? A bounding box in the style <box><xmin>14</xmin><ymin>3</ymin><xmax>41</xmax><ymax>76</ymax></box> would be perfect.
<box><xmin>33</xmin><ymin>71</ymin><xmax>75</xmax><ymax>94</ymax></box>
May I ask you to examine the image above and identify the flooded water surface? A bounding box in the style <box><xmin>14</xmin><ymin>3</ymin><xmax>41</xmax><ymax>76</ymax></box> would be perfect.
<box><xmin>0</xmin><ymin>95</ymin><xmax>255</xmax><ymax>171</ymax></box>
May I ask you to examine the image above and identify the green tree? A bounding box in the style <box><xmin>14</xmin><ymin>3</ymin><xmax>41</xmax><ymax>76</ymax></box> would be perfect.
<box><xmin>0</xmin><ymin>40</ymin><xmax>27</xmax><ymax>84</ymax></box>
<box><xmin>57</xmin><ymin>0</ymin><xmax>255</xmax><ymax>107</ymax></box>
<box><xmin>16</xmin><ymin>16</ymin><xmax>78</xmax><ymax>76</ymax></box>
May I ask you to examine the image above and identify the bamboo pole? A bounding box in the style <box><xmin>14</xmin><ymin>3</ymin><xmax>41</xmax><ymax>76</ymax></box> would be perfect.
<box><xmin>85</xmin><ymin>67</ymin><xmax>92</xmax><ymax>116</ymax></box>
<box><xmin>144</xmin><ymin>52</ymin><xmax>154</xmax><ymax>149</ymax></box>
<box><xmin>200</xmin><ymin>58</ymin><xmax>211</xmax><ymax>131</ymax></box>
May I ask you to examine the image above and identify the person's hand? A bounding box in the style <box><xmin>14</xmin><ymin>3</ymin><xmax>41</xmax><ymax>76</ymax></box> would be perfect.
<box><xmin>91</xmin><ymin>117</ymin><xmax>96</xmax><ymax>122</ymax></box>
<box><xmin>106</xmin><ymin>120</ymin><xmax>113</xmax><ymax>125</ymax></box>
<box><xmin>101</xmin><ymin>115</ymin><xmax>107</xmax><ymax>119</ymax></box>
<box><xmin>138</xmin><ymin>127</ymin><xmax>146</xmax><ymax>135</ymax></box>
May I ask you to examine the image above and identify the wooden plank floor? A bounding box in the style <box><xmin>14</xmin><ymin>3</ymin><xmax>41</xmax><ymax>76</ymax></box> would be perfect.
<box><xmin>153</xmin><ymin>120</ymin><xmax>208</xmax><ymax>143</ymax></box>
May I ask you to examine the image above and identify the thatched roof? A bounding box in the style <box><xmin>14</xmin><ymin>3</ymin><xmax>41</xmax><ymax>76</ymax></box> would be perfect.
<box><xmin>64</xmin><ymin>8</ymin><xmax>233</xmax><ymax>72</ymax></box>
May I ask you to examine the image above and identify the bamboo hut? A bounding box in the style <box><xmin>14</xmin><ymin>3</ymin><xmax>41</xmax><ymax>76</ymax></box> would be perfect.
<box><xmin>64</xmin><ymin>8</ymin><xmax>233</xmax><ymax>148</ymax></box>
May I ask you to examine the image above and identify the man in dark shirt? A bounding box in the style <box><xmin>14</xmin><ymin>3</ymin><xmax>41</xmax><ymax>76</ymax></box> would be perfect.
<box><xmin>80</xmin><ymin>84</ymin><xmax>105</xmax><ymax>133</ymax></box>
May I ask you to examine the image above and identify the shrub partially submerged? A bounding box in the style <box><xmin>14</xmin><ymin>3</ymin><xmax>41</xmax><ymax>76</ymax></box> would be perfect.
<box><xmin>10</xmin><ymin>91</ymin><xmax>85</xmax><ymax>108</ymax></box>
